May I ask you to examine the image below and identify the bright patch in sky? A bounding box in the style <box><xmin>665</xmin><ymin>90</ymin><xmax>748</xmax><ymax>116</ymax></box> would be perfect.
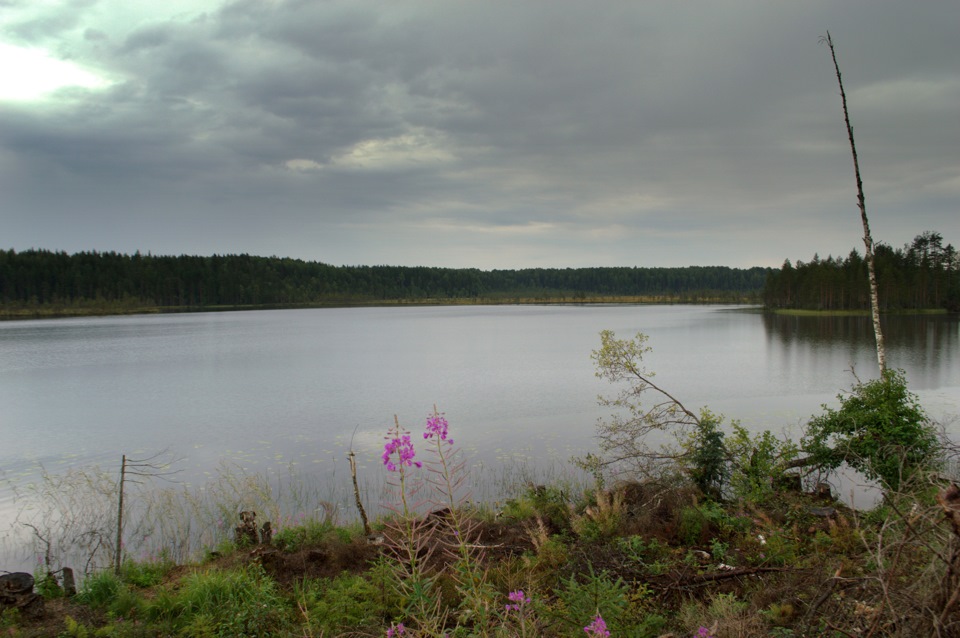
<box><xmin>0</xmin><ymin>43</ymin><xmax>109</xmax><ymax>101</ymax></box>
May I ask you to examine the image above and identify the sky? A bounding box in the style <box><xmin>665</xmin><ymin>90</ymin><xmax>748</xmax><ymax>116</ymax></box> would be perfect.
<box><xmin>1</xmin><ymin>1</ymin><xmax>958</xmax><ymax>270</ymax></box>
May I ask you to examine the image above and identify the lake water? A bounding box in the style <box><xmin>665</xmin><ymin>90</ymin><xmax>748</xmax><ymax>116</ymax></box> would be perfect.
<box><xmin>1</xmin><ymin>305</ymin><xmax>958</xmax><ymax>570</ymax></box>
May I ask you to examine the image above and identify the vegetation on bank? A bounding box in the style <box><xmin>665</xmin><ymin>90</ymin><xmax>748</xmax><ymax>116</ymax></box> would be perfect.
<box><xmin>3</xmin><ymin>331</ymin><xmax>956</xmax><ymax>638</ymax></box>
<box><xmin>0</xmin><ymin>249</ymin><xmax>768</xmax><ymax>317</ymax></box>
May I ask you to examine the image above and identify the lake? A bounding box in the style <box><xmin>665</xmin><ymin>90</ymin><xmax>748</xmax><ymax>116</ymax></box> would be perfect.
<box><xmin>1</xmin><ymin>305</ymin><xmax>958</xmax><ymax>570</ymax></box>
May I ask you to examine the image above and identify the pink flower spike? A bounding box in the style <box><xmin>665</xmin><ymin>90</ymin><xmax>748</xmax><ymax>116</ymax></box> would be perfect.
<box><xmin>584</xmin><ymin>614</ymin><xmax>611</xmax><ymax>637</ymax></box>
<box><xmin>424</xmin><ymin>412</ymin><xmax>451</xmax><ymax>442</ymax></box>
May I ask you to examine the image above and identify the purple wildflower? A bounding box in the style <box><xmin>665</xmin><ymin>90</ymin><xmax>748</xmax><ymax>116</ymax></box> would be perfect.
<box><xmin>696</xmin><ymin>627</ymin><xmax>715</xmax><ymax>638</ymax></box>
<box><xmin>382</xmin><ymin>433</ymin><xmax>421</xmax><ymax>472</ymax></box>
<box><xmin>584</xmin><ymin>614</ymin><xmax>611</xmax><ymax>637</ymax></box>
<box><xmin>424</xmin><ymin>412</ymin><xmax>452</xmax><ymax>444</ymax></box>
<box><xmin>386</xmin><ymin>622</ymin><xmax>406</xmax><ymax>637</ymax></box>
<box><xmin>504</xmin><ymin>589</ymin><xmax>531</xmax><ymax>611</ymax></box>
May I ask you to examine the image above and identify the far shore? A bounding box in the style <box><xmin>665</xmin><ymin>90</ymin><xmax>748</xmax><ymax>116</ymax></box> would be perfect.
<box><xmin>1</xmin><ymin>298</ymin><xmax>951</xmax><ymax>321</ymax></box>
<box><xmin>0</xmin><ymin>295</ymin><xmax>759</xmax><ymax>320</ymax></box>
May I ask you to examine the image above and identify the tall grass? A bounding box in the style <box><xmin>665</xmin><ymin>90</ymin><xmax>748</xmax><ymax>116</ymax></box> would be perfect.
<box><xmin>5</xmin><ymin>450</ymin><xmax>586</xmax><ymax>582</ymax></box>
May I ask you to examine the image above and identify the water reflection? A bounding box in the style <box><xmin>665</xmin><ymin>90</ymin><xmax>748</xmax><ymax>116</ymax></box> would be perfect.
<box><xmin>762</xmin><ymin>312</ymin><xmax>959</xmax><ymax>388</ymax></box>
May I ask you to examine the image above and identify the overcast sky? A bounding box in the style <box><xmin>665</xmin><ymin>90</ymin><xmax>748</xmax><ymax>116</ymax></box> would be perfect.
<box><xmin>1</xmin><ymin>1</ymin><xmax>958</xmax><ymax>269</ymax></box>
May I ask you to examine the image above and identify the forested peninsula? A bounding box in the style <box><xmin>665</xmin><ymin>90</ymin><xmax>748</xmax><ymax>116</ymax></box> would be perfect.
<box><xmin>0</xmin><ymin>249</ymin><xmax>768</xmax><ymax>317</ymax></box>
<box><xmin>763</xmin><ymin>231</ymin><xmax>960</xmax><ymax>312</ymax></box>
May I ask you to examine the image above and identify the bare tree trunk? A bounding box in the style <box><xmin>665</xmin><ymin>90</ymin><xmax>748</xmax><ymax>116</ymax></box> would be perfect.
<box><xmin>824</xmin><ymin>31</ymin><xmax>886</xmax><ymax>375</ymax></box>
<box><xmin>114</xmin><ymin>454</ymin><xmax>126</xmax><ymax>574</ymax></box>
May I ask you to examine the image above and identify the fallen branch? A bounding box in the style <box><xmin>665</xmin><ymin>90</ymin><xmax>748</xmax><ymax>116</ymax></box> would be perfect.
<box><xmin>658</xmin><ymin>565</ymin><xmax>793</xmax><ymax>590</ymax></box>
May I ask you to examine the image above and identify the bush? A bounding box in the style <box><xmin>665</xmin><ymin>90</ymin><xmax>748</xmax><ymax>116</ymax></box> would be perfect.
<box><xmin>555</xmin><ymin>566</ymin><xmax>629</xmax><ymax>634</ymax></box>
<box><xmin>688</xmin><ymin>409</ymin><xmax>728</xmax><ymax>498</ymax></box>
<box><xmin>726</xmin><ymin>424</ymin><xmax>798</xmax><ymax>503</ymax></box>
<box><xmin>802</xmin><ymin>369</ymin><xmax>939</xmax><ymax>491</ymax></box>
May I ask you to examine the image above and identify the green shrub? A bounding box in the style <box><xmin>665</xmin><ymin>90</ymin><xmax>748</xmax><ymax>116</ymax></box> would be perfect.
<box><xmin>555</xmin><ymin>566</ymin><xmax>628</xmax><ymax>633</ymax></box>
<box><xmin>35</xmin><ymin>571</ymin><xmax>63</xmax><ymax>599</ymax></box>
<box><xmin>616</xmin><ymin>535</ymin><xmax>669</xmax><ymax>574</ymax></box>
<box><xmin>726</xmin><ymin>424</ymin><xmax>798</xmax><ymax>502</ymax></box>
<box><xmin>688</xmin><ymin>409</ymin><xmax>728</xmax><ymax>498</ymax></box>
<box><xmin>802</xmin><ymin>369</ymin><xmax>939</xmax><ymax>491</ymax></box>
<box><xmin>502</xmin><ymin>484</ymin><xmax>572</xmax><ymax>531</ymax></box>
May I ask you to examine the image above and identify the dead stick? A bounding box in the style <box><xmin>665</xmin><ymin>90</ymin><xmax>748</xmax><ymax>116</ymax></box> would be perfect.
<box><xmin>348</xmin><ymin>449</ymin><xmax>371</xmax><ymax>536</ymax></box>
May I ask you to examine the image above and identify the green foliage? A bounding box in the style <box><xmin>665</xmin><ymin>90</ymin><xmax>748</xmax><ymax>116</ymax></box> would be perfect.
<box><xmin>616</xmin><ymin>536</ymin><xmax>669</xmax><ymax>575</ymax></box>
<box><xmin>76</xmin><ymin>571</ymin><xmax>123</xmax><ymax>608</ymax></box>
<box><xmin>273</xmin><ymin>518</ymin><xmax>339</xmax><ymax>553</ymax></box>
<box><xmin>145</xmin><ymin>564</ymin><xmax>286</xmax><ymax>636</ymax></box>
<box><xmin>688</xmin><ymin>409</ymin><xmax>728</xmax><ymax>497</ymax></box>
<box><xmin>582</xmin><ymin>330</ymin><xmax>702</xmax><ymax>478</ymax></box>
<box><xmin>758</xmin><ymin>531</ymin><xmax>799</xmax><ymax>566</ymax></box>
<box><xmin>677</xmin><ymin>500</ymin><xmax>746</xmax><ymax>546</ymax></box>
<box><xmin>296</xmin><ymin>573</ymin><xmax>384</xmax><ymax>635</ymax></box>
<box><xmin>501</xmin><ymin>484</ymin><xmax>572</xmax><ymax>532</ymax></box>
<box><xmin>726</xmin><ymin>423</ymin><xmax>798</xmax><ymax>502</ymax></box>
<box><xmin>34</xmin><ymin>571</ymin><xmax>63</xmax><ymax>599</ymax></box>
<box><xmin>802</xmin><ymin>369</ymin><xmax>939</xmax><ymax>490</ymax></box>
<box><xmin>627</xmin><ymin>613</ymin><xmax>669</xmax><ymax>638</ymax></box>
<box><xmin>555</xmin><ymin>566</ymin><xmax>629</xmax><ymax>633</ymax></box>
<box><xmin>62</xmin><ymin>615</ymin><xmax>91</xmax><ymax>638</ymax></box>
<box><xmin>107</xmin><ymin>585</ymin><xmax>148</xmax><ymax>621</ymax></box>
<box><xmin>0</xmin><ymin>607</ymin><xmax>20</xmax><ymax>631</ymax></box>
<box><xmin>118</xmin><ymin>557</ymin><xmax>175</xmax><ymax>588</ymax></box>
<box><xmin>572</xmin><ymin>488</ymin><xmax>625</xmax><ymax>540</ymax></box>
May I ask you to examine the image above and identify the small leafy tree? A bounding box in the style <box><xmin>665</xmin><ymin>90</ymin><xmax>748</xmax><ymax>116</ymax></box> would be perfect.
<box><xmin>802</xmin><ymin>369</ymin><xmax>939</xmax><ymax>491</ymax></box>
<box><xmin>580</xmin><ymin>330</ymin><xmax>702</xmax><ymax>479</ymax></box>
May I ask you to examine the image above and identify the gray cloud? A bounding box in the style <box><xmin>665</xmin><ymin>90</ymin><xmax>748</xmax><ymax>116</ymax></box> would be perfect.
<box><xmin>1</xmin><ymin>0</ymin><xmax>958</xmax><ymax>268</ymax></box>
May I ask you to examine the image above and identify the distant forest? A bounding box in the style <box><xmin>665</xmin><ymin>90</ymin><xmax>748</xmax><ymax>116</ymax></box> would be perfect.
<box><xmin>0</xmin><ymin>249</ymin><xmax>769</xmax><ymax>310</ymax></box>
<box><xmin>4</xmin><ymin>231</ymin><xmax>956</xmax><ymax>315</ymax></box>
<box><xmin>763</xmin><ymin>231</ymin><xmax>960</xmax><ymax>312</ymax></box>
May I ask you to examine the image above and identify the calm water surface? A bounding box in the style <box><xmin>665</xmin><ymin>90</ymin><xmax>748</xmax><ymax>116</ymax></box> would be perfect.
<box><xmin>1</xmin><ymin>305</ymin><xmax>958</xmax><ymax>565</ymax></box>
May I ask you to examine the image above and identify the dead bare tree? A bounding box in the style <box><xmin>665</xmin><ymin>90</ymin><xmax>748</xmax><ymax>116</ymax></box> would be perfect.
<box><xmin>822</xmin><ymin>31</ymin><xmax>887</xmax><ymax>375</ymax></box>
<box><xmin>113</xmin><ymin>451</ymin><xmax>181</xmax><ymax>573</ymax></box>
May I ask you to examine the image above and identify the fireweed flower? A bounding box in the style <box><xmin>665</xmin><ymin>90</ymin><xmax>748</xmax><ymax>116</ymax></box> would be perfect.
<box><xmin>423</xmin><ymin>412</ymin><xmax>452</xmax><ymax>444</ymax></box>
<box><xmin>584</xmin><ymin>614</ymin><xmax>611</xmax><ymax>637</ymax></box>
<box><xmin>505</xmin><ymin>589</ymin><xmax>531</xmax><ymax>611</ymax></box>
<box><xmin>382</xmin><ymin>433</ymin><xmax>421</xmax><ymax>472</ymax></box>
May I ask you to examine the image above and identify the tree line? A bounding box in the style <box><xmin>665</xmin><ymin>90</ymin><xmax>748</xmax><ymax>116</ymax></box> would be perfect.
<box><xmin>0</xmin><ymin>249</ymin><xmax>770</xmax><ymax>310</ymax></box>
<box><xmin>762</xmin><ymin>231</ymin><xmax>960</xmax><ymax>312</ymax></box>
